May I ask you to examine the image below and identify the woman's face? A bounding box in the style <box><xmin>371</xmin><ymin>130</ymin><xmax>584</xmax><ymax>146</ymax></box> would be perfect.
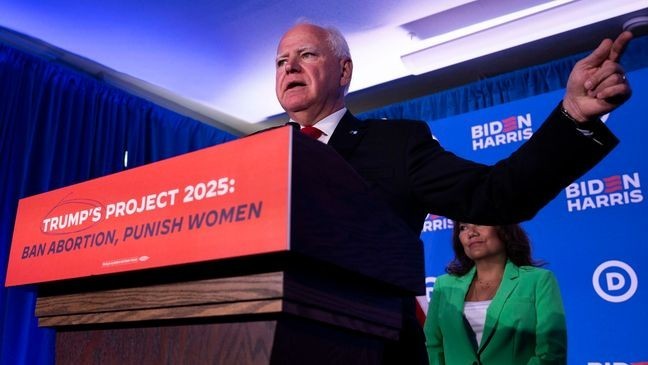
<box><xmin>457</xmin><ymin>224</ymin><xmax>506</xmax><ymax>262</ymax></box>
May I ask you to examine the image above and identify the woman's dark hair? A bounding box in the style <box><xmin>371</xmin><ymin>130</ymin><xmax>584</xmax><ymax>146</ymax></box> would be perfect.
<box><xmin>446</xmin><ymin>222</ymin><xmax>545</xmax><ymax>276</ymax></box>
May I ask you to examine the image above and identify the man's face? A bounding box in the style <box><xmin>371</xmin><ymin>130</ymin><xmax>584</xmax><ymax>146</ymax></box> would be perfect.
<box><xmin>275</xmin><ymin>24</ymin><xmax>350</xmax><ymax>123</ymax></box>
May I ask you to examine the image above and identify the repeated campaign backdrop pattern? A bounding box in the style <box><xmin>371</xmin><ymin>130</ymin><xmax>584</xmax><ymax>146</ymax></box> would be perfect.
<box><xmin>361</xmin><ymin>35</ymin><xmax>648</xmax><ymax>363</ymax></box>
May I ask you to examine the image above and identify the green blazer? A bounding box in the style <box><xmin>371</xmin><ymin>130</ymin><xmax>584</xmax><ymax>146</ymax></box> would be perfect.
<box><xmin>424</xmin><ymin>261</ymin><xmax>567</xmax><ymax>365</ymax></box>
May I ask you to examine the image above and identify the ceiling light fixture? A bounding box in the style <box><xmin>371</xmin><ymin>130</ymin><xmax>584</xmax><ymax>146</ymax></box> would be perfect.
<box><xmin>623</xmin><ymin>16</ymin><xmax>648</xmax><ymax>35</ymax></box>
<box><xmin>400</xmin><ymin>0</ymin><xmax>648</xmax><ymax>75</ymax></box>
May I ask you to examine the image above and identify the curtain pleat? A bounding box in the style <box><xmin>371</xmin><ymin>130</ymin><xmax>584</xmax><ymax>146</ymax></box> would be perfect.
<box><xmin>0</xmin><ymin>43</ymin><xmax>236</xmax><ymax>364</ymax></box>
<box><xmin>360</xmin><ymin>35</ymin><xmax>648</xmax><ymax>122</ymax></box>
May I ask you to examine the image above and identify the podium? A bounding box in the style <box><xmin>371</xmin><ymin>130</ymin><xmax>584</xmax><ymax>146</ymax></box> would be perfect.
<box><xmin>6</xmin><ymin>127</ymin><xmax>424</xmax><ymax>364</ymax></box>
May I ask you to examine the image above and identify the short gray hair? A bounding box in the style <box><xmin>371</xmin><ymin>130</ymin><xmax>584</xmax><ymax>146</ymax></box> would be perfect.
<box><xmin>293</xmin><ymin>19</ymin><xmax>351</xmax><ymax>61</ymax></box>
<box><xmin>324</xmin><ymin>26</ymin><xmax>351</xmax><ymax>60</ymax></box>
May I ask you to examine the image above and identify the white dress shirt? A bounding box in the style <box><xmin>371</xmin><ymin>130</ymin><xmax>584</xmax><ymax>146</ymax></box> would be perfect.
<box><xmin>290</xmin><ymin>107</ymin><xmax>346</xmax><ymax>144</ymax></box>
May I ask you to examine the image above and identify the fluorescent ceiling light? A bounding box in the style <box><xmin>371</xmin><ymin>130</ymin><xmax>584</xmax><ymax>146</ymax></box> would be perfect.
<box><xmin>401</xmin><ymin>0</ymin><xmax>648</xmax><ymax>75</ymax></box>
<box><xmin>408</xmin><ymin>0</ymin><xmax>574</xmax><ymax>48</ymax></box>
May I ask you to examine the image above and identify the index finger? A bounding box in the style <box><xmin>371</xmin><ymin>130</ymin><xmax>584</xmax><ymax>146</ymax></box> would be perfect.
<box><xmin>608</xmin><ymin>31</ymin><xmax>633</xmax><ymax>62</ymax></box>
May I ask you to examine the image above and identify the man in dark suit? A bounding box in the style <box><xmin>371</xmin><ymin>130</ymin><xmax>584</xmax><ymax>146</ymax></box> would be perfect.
<box><xmin>274</xmin><ymin>22</ymin><xmax>632</xmax><ymax>363</ymax></box>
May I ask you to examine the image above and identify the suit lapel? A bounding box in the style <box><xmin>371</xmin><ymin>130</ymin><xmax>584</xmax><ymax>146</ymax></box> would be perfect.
<box><xmin>479</xmin><ymin>261</ymin><xmax>519</xmax><ymax>352</ymax></box>
<box><xmin>328</xmin><ymin>111</ymin><xmax>367</xmax><ymax>160</ymax></box>
<box><xmin>453</xmin><ymin>268</ymin><xmax>480</xmax><ymax>353</ymax></box>
<box><xmin>455</xmin><ymin>267</ymin><xmax>476</xmax><ymax>303</ymax></box>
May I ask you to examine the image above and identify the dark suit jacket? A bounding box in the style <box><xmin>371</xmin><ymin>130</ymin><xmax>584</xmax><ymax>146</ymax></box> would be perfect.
<box><xmin>266</xmin><ymin>105</ymin><xmax>616</xmax><ymax>364</ymax></box>
<box><xmin>327</xmin><ymin>105</ymin><xmax>617</xmax><ymax>233</ymax></box>
<box><xmin>323</xmin><ymin>106</ymin><xmax>616</xmax><ymax>364</ymax></box>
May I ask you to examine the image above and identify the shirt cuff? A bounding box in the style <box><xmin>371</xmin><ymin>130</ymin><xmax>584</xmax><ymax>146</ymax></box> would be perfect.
<box><xmin>559</xmin><ymin>101</ymin><xmax>605</xmax><ymax>146</ymax></box>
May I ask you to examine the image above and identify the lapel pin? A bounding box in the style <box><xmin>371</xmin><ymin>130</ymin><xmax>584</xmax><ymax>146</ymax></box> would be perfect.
<box><xmin>349</xmin><ymin>130</ymin><xmax>358</xmax><ymax>135</ymax></box>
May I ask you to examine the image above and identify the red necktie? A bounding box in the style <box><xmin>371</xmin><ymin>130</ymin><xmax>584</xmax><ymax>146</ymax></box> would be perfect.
<box><xmin>301</xmin><ymin>126</ymin><xmax>323</xmax><ymax>140</ymax></box>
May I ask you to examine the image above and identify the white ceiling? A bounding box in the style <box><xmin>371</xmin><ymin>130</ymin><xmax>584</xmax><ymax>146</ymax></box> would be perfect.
<box><xmin>1</xmin><ymin>0</ymin><xmax>647</xmax><ymax>135</ymax></box>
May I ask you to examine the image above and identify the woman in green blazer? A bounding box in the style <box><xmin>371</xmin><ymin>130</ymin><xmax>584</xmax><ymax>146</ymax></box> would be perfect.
<box><xmin>424</xmin><ymin>223</ymin><xmax>567</xmax><ymax>364</ymax></box>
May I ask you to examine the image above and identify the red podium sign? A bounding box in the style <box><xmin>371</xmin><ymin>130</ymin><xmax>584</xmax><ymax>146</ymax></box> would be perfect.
<box><xmin>5</xmin><ymin>127</ymin><xmax>292</xmax><ymax>286</ymax></box>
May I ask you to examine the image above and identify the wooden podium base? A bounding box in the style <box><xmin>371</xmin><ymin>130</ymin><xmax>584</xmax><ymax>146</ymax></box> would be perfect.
<box><xmin>56</xmin><ymin>317</ymin><xmax>384</xmax><ymax>365</ymax></box>
<box><xmin>39</xmin><ymin>270</ymin><xmax>403</xmax><ymax>365</ymax></box>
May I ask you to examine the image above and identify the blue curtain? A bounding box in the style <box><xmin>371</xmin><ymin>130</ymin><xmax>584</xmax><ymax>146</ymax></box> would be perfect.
<box><xmin>0</xmin><ymin>43</ymin><xmax>236</xmax><ymax>364</ymax></box>
<box><xmin>359</xmin><ymin>35</ymin><xmax>648</xmax><ymax>121</ymax></box>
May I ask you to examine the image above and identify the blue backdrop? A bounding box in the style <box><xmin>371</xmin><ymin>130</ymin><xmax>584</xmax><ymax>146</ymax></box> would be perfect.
<box><xmin>359</xmin><ymin>34</ymin><xmax>648</xmax><ymax>365</ymax></box>
<box><xmin>417</xmin><ymin>68</ymin><xmax>647</xmax><ymax>364</ymax></box>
